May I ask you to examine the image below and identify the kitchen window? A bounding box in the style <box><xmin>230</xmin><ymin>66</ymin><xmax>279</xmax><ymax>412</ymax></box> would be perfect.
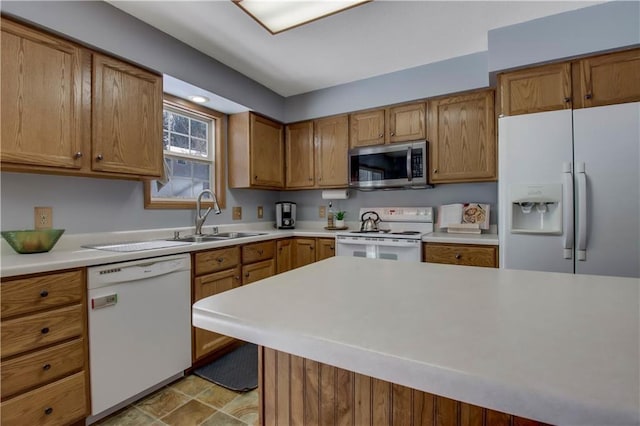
<box><xmin>144</xmin><ymin>94</ymin><xmax>226</xmax><ymax>209</ymax></box>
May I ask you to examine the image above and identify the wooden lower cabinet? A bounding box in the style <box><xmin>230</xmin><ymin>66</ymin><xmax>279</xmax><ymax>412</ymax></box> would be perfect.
<box><xmin>316</xmin><ymin>238</ymin><xmax>336</xmax><ymax>261</ymax></box>
<box><xmin>259</xmin><ymin>347</ymin><xmax>547</xmax><ymax>426</ymax></box>
<box><xmin>276</xmin><ymin>239</ymin><xmax>294</xmax><ymax>274</ymax></box>
<box><xmin>279</xmin><ymin>237</ymin><xmax>336</xmax><ymax>272</ymax></box>
<box><xmin>0</xmin><ymin>269</ymin><xmax>89</xmax><ymax>425</ymax></box>
<box><xmin>423</xmin><ymin>243</ymin><xmax>498</xmax><ymax>268</ymax></box>
<box><xmin>243</xmin><ymin>259</ymin><xmax>276</xmax><ymax>285</ymax></box>
<box><xmin>293</xmin><ymin>238</ymin><xmax>316</xmax><ymax>268</ymax></box>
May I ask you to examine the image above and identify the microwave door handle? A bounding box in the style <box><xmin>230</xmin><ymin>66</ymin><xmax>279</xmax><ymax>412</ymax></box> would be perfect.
<box><xmin>406</xmin><ymin>146</ymin><xmax>413</xmax><ymax>181</ymax></box>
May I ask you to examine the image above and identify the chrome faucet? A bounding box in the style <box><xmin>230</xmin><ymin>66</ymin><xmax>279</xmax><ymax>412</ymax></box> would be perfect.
<box><xmin>195</xmin><ymin>189</ymin><xmax>221</xmax><ymax>235</ymax></box>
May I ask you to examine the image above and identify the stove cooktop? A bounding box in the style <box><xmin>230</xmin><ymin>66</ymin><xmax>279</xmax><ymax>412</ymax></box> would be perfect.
<box><xmin>349</xmin><ymin>230</ymin><xmax>422</xmax><ymax>235</ymax></box>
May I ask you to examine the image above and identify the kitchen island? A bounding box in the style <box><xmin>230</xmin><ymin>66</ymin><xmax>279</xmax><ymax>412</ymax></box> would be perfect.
<box><xmin>193</xmin><ymin>256</ymin><xmax>639</xmax><ymax>426</ymax></box>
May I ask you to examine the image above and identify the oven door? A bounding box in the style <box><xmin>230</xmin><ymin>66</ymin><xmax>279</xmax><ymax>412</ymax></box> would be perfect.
<box><xmin>335</xmin><ymin>236</ymin><xmax>422</xmax><ymax>262</ymax></box>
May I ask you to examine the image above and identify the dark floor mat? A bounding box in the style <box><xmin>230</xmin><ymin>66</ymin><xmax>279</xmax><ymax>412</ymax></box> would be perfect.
<box><xmin>194</xmin><ymin>343</ymin><xmax>258</xmax><ymax>392</ymax></box>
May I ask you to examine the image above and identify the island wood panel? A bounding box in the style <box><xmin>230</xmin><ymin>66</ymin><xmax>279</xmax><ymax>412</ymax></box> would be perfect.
<box><xmin>259</xmin><ymin>346</ymin><xmax>551</xmax><ymax>426</ymax></box>
<box><xmin>423</xmin><ymin>243</ymin><xmax>498</xmax><ymax>268</ymax></box>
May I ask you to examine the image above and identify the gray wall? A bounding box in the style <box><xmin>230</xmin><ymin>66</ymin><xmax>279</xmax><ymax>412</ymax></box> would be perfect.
<box><xmin>488</xmin><ymin>1</ymin><xmax>640</xmax><ymax>72</ymax></box>
<box><xmin>0</xmin><ymin>172</ymin><xmax>279</xmax><ymax>233</ymax></box>
<box><xmin>281</xmin><ymin>183</ymin><xmax>498</xmax><ymax>225</ymax></box>
<box><xmin>284</xmin><ymin>52</ymin><xmax>489</xmax><ymax>122</ymax></box>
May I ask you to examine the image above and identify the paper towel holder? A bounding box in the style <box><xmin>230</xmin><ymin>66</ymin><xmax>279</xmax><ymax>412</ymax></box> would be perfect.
<box><xmin>321</xmin><ymin>189</ymin><xmax>350</xmax><ymax>200</ymax></box>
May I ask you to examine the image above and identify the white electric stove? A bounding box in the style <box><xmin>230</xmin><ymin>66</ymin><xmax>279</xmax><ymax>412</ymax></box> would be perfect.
<box><xmin>335</xmin><ymin>207</ymin><xmax>433</xmax><ymax>262</ymax></box>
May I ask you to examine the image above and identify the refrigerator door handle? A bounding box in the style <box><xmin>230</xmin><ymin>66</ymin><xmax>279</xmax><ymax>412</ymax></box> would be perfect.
<box><xmin>576</xmin><ymin>162</ymin><xmax>588</xmax><ymax>261</ymax></box>
<box><xmin>562</xmin><ymin>165</ymin><xmax>574</xmax><ymax>259</ymax></box>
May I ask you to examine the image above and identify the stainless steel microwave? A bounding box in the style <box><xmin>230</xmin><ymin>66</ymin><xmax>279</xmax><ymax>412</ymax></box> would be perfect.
<box><xmin>348</xmin><ymin>141</ymin><xmax>430</xmax><ymax>189</ymax></box>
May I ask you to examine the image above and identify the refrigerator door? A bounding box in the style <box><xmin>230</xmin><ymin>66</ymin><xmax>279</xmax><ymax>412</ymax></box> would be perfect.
<box><xmin>573</xmin><ymin>102</ymin><xmax>640</xmax><ymax>278</ymax></box>
<box><xmin>498</xmin><ymin>110</ymin><xmax>574</xmax><ymax>273</ymax></box>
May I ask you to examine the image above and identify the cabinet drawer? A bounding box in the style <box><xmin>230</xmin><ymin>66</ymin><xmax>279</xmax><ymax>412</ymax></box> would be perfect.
<box><xmin>1</xmin><ymin>338</ymin><xmax>85</xmax><ymax>398</ymax></box>
<box><xmin>424</xmin><ymin>244</ymin><xmax>498</xmax><ymax>268</ymax></box>
<box><xmin>243</xmin><ymin>259</ymin><xmax>275</xmax><ymax>285</ymax></box>
<box><xmin>1</xmin><ymin>270</ymin><xmax>83</xmax><ymax>319</ymax></box>
<box><xmin>194</xmin><ymin>246</ymin><xmax>240</xmax><ymax>276</ymax></box>
<box><xmin>1</xmin><ymin>304</ymin><xmax>84</xmax><ymax>358</ymax></box>
<box><xmin>1</xmin><ymin>371</ymin><xmax>86</xmax><ymax>426</ymax></box>
<box><xmin>242</xmin><ymin>241</ymin><xmax>275</xmax><ymax>264</ymax></box>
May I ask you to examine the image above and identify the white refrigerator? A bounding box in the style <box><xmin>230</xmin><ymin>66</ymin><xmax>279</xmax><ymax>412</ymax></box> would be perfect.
<box><xmin>498</xmin><ymin>102</ymin><xmax>639</xmax><ymax>278</ymax></box>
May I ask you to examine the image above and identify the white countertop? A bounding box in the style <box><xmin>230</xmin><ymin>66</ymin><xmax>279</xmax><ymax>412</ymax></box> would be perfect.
<box><xmin>422</xmin><ymin>231</ymin><xmax>499</xmax><ymax>245</ymax></box>
<box><xmin>0</xmin><ymin>222</ymin><xmax>497</xmax><ymax>277</ymax></box>
<box><xmin>193</xmin><ymin>257</ymin><xmax>639</xmax><ymax>426</ymax></box>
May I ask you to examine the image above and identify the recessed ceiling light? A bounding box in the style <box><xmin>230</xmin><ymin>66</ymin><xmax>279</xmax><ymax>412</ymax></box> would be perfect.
<box><xmin>188</xmin><ymin>95</ymin><xmax>209</xmax><ymax>103</ymax></box>
<box><xmin>233</xmin><ymin>0</ymin><xmax>370</xmax><ymax>35</ymax></box>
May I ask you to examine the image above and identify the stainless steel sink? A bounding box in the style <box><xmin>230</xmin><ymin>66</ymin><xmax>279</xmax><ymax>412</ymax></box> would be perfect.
<box><xmin>213</xmin><ymin>232</ymin><xmax>267</xmax><ymax>238</ymax></box>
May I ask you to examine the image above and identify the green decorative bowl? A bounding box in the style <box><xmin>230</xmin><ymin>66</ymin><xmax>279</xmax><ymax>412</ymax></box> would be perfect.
<box><xmin>1</xmin><ymin>229</ymin><xmax>65</xmax><ymax>254</ymax></box>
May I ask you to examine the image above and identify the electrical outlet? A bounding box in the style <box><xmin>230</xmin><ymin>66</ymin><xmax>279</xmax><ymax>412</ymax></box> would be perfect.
<box><xmin>257</xmin><ymin>206</ymin><xmax>264</xmax><ymax>219</ymax></box>
<box><xmin>34</xmin><ymin>206</ymin><xmax>53</xmax><ymax>230</ymax></box>
<box><xmin>319</xmin><ymin>206</ymin><xmax>326</xmax><ymax>218</ymax></box>
<box><xmin>232</xmin><ymin>206</ymin><xmax>242</xmax><ymax>220</ymax></box>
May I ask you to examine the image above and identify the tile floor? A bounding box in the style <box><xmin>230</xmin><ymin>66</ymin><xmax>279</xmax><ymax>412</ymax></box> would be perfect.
<box><xmin>96</xmin><ymin>375</ymin><xmax>259</xmax><ymax>426</ymax></box>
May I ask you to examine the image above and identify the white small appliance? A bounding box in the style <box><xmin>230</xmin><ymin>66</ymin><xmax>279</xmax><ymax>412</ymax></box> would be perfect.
<box><xmin>276</xmin><ymin>201</ymin><xmax>296</xmax><ymax>229</ymax></box>
<box><xmin>335</xmin><ymin>207</ymin><xmax>434</xmax><ymax>262</ymax></box>
<box><xmin>498</xmin><ymin>102</ymin><xmax>639</xmax><ymax>278</ymax></box>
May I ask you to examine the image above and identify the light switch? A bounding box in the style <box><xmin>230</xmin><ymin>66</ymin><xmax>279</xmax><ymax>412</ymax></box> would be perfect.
<box><xmin>257</xmin><ymin>206</ymin><xmax>264</xmax><ymax>219</ymax></box>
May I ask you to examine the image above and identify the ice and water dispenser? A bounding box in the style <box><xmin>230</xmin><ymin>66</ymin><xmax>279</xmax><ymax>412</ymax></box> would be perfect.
<box><xmin>509</xmin><ymin>184</ymin><xmax>563</xmax><ymax>234</ymax></box>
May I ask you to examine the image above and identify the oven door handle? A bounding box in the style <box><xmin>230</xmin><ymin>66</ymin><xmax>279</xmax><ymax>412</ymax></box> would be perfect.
<box><xmin>406</xmin><ymin>146</ymin><xmax>413</xmax><ymax>182</ymax></box>
<box><xmin>336</xmin><ymin>238</ymin><xmax>420</xmax><ymax>247</ymax></box>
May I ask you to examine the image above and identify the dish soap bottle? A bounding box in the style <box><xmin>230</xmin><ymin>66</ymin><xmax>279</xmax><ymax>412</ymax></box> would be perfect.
<box><xmin>327</xmin><ymin>202</ymin><xmax>335</xmax><ymax>228</ymax></box>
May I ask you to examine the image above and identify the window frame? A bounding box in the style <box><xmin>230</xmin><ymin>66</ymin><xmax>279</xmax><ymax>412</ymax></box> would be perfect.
<box><xmin>144</xmin><ymin>94</ymin><xmax>226</xmax><ymax>210</ymax></box>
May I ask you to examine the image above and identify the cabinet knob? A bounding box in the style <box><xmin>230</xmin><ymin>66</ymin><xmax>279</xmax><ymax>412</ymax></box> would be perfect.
<box><xmin>216</xmin><ymin>257</ymin><xmax>224</xmax><ymax>263</ymax></box>
<box><xmin>390</xmin><ymin>132</ymin><xmax>395</xmax><ymax>136</ymax></box>
<box><xmin>96</xmin><ymin>154</ymin><xmax>104</xmax><ymax>161</ymax></box>
<box><xmin>309</xmin><ymin>246</ymin><xmax>313</xmax><ymax>250</ymax></box>
<box><xmin>40</xmin><ymin>290</ymin><xmax>49</xmax><ymax>298</ymax></box>
<box><xmin>254</xmin><ymin>175</ymin><xmax>258</xmax><ymax>180</ymax></box>
<box><xmin>74</xmin><ymin>152</ymin><xmax>83</xmax><ymax>159</ymax></box>
<box><xmin>257</xmin><ymin>249</ymin><xmax>264</xmax><ymax>255</ymax></box>
<box><xmin>43</xmin><ymin>363</ymin><xmax>51</xmax><ymax>371</ymax></box>
<box><xmin>41</xmin><ymin>327</ymin><xmax>50</xmax><ymax>334</ymax></box>
<box><xmin>44</xmin><ymin>407</ymin><xmax>53</xmax><ymax>415</ymax></box>
<box><xmin>235</xmin><ymin>276</ymin><xmax>240</xmax><ymax>281</ymax></box>
<box><xmin>455</xmin><ymin>253</ymin><xmax>461</xmax><ymax>260</ymax></box>
<box><xmin>585</xmin><ymin>93</ymin><xmax>593</xmax><ymax>100</ymax></box>
<box><xmin>330</xmin><ymin>246</ymin><xmax>334</xmax><ymax>250</ymax></box>
<box><xmin>245</xmin><ymin>272</ymin><xmax>250</xmax><ymax>278</ymax></box>
<box><xmin>564</xmin><ymin>97</ymin><xmax>571</xmax><ymax>103</ymax></box>
<box><xmin>433</xmin><ymin>169</ymin><xmax>438</xmax><ymax>174</ymax></box>
<box><xmin>378</xmin><ymin>133</ymin><xmax>384</xmax><ymax>138</ymax></box>
<box><xmin>318</xmin><ymin>177</ymin><xmax>322</xmax><ymax>181</ymax></box>
<box><xmin>309</xmin><ymin>177</ymin><xmax>313</xmax><ymax>181</ymax></box>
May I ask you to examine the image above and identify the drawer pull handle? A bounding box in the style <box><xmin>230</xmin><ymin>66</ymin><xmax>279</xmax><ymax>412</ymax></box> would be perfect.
<box><xmin>44</xmin><ymin>407</ymin><xmax>53</xmax><ymax>415</ymax></box>
<box><xmin>40</xmin><ymin>290</ymin><xmax>49</xmax><ymax>298</ymax></box>
<box><xmin>41</xmin><ymin>327</ymin><xmax>50</xmax><ymax>334</ymax></box>
<box><xmin>216</xmin><ymin>257</ymin><xmax>224</xmax><ymax>263</ymax></box>
<box><xmin>257</xmin><ymin>249</ymin><xmax>263</xmax><ymax>255</ymax></box>
<box><xmin>43</xmin><ymin>363</ymin><xmax>52</xmax><ymax>371</ymax></box>
<box><xmin>455</xmin><ymin>254</ymin><xmax>461</xmax><ymax>260</ymax></box>
<box><xmin>245</xmin><ymin>272</ymin><xmax>250</xmax><ymax>278</ymax></box>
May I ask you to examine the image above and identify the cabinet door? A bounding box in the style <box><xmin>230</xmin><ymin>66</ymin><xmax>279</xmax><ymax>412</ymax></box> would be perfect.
<box><xmin>294</xmin><ymin>238</ymin><xmax>316</xmax><ymax>268</ymax></box>
<box><xmin>1</xmin><ymin>19</ymin><xmax>84</xmax><ymax>169</ymax></box>
<box><xmin>315</xmin><ymin>115</ymin><xmax>349</xmax><ymax>187</ymax></box>
<box><xmin>276</xmin><ymin>239</ymin><xmax>294</xmax><ymax>274</ymax></box>
<box><xmin>193</xmin><ymin>267</ymin><xmax>241</xmax><ymax>360</ymax></box>
<box><xmin>285</xmin><ymin>121</ymin><xmax>315</xmax><ymax>188</ymax></box>
<box><xmin>316</xmin><ymin>238</ymin><xmax>336</xmax><ymax>261</ymax></box>
<box><xmin>578</xmin><ymin>48</ymin><xmax>640</xmax><ymax>108</ymax></box>
<box><xmin>428</xmin><ymin>90</ymin><xmax>496</xmax><ymax>183</ymax></box>
<box><xmin>349</xmin><ymin>109</ymin><xmax>385</xmax><ymax>147</ymax></box>
<box><xmin>251</xmin><ymin>114</ymin><xmax>284</xmax><ymax>187</ymax></box>
<box><xmin>388</xmin><ymin>102</ymin><xmax>426</xmax><ymax>143</ymax></box>
<box><xmin>498</xmin><ymin>63</ymin><xmax>572</xmax><ymax>116</ymax></box>
<box><xmin>243</xmin><ymin>259</ymin><xmax>275</xmax><ymax>285</ymax></box>
<box><xmin>92</xmin><ymin>53</ymin><xmax>163</xmax><ymax>176</ymax></box>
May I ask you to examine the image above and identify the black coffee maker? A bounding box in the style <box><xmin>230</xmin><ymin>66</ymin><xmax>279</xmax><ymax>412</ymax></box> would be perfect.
<box><xmin>275</xmin><ymin>202</ymin><xmax>296</xmax><ymax>229</ymax></box>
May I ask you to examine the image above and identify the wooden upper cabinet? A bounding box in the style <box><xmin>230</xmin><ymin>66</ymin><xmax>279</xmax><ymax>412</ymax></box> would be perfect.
<box><xmin>229</xmin><ymin>112</ymin><xmax>284</xmax><ymax>189</ymax></box>
<box><xmin>428</xmin><ymin>90</ymin><xmax>496</xmax><ymax>183</ymax></box>
<box><xmin>577</xmin><ymin>48</ymin><xmax>640</xmax><ymax>109</ymax></box>
<box><xmin>349</xmin><ymin>109</ymin><xmax>385</xmax><ymax>147</ymax></box>
<box><xmin>315</xmin><ymin>115</ymin><xmax>349</xmax><ymax>187</ymax></box>
<box><xmin>387</xmin><ymin>102</ymin><xmax>426</xmax><ymax>143</ymax></box>
<box><xmin>285</xmin><ymin>121</ymin><xmax>314</xmax><ymax>188</ymax></box>
<box><xmin>92</xmin><ymin>53</ymin><xmax>163</xmax><ymax>177</ymax></box>
<box><xmin>498</xmin><ymin>62</ymin><xmax>572</xmax><ymax>116</ymax></box>
<box><xmin>1</xmin><ymin>18</ymin><xmax>84</xmax><ymax>169</ymax></box>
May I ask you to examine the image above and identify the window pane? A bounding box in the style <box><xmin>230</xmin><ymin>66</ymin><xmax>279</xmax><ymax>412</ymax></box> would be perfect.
<box><xmin>163</xmin><ymin>111</ymin><xmax>170</xmax><ymax>130</ymax></box>
<box><xmin>171</xmin><ymin>114</ymin><xmax>189</xmax><ymax>135</ymax></box>
<box><xmin>191</xmin><ymin>138</ymin><xmax>208</xmax><ymax>157</ymax></box>
<box><xmin>193</xmin><ymin>162</ymin><xmax>210</xmax><ymax>180</ymax></box>
<box><xmin>163</xmin><ymin>131</ymin><xmax>169</xmax><ymax>150</ymax></box>
<box><xmin>170</xmin><ymin>133</ymin><xmax>189</xmax><ymax>151</ymax></box>
<box><xmin>191</xmin><ymin>119</ymin><xmax>207</xmax><ymax>139</ymax></box>
<box><xmin>173</xmin><ymin>158</ymin><xmax>191</xmax><ymax>178</ymax></box>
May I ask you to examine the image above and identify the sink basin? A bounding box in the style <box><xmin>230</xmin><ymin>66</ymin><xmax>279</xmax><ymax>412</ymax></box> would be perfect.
<box><xmin>213</xmin><ymin>232</ymin><xmax>267</xmax><ymax>238</ymax></box>
<box><xmin>169</xmin><ymin>235</ymin><xmax>228</xmax><ymax>243</ymax></box>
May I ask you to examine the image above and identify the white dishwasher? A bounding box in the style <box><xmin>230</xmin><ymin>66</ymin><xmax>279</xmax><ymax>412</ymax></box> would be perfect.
<box><xmin>87</xmin><ymin>254</ymin><xmax>191</xmax><ymax>422</ymax></box>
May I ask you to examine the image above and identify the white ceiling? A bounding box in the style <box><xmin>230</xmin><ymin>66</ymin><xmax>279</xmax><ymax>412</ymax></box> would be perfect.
<box><xmin>109</xmin><ymin>1</ymin><xmax>601</xmax><ymax>98</ymax></box>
